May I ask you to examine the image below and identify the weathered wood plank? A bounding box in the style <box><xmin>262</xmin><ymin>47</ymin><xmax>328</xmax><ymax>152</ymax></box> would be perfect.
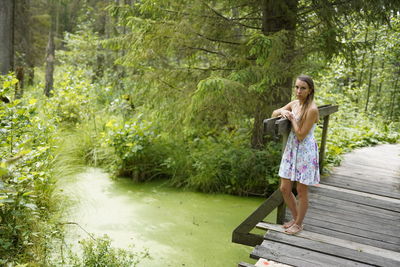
<box><xmin>305</xmin><ymin>209</ymin><xmax>399</xmax><ymax>235</ymax></box>
<box><xmin>304</xmin><ymin>224</ymin><xmax>400</xmax><ymax>252</ymax></box>
<box><xmin>318</xmin><ymin>105</ymin><xmax>339</xmax><ymax>118</ymax></box>
<box><xmin>238</xmin><ymin>262</ymin><xmax>256</xmax><ymax>267</ymax></box>
<box><xmin>304</xmin><ymin>208</ymin><xmax>399</xmax><ymax>233</ymax></box>
<box><xmin>302</xmin><ymin>217</ymin><xmax>400</xmax><ymax>244</ymax></box>
<box><xmin>307</xmin><ymin>195</ymin><xmax>400</xmax><ymax>220</ymax></box>
<box><xmin>257</xmin><ymin>222</ymin><xmax>400</xmax><ymax>261</ymax></box>
<box><xmin>264</xmin><ymin>231</ymin><xmax>400</xmax><ymax>267</ymax></box>
<box><xmin>309</xmin><ymin>185</ymin><xmax>400</xmax><ymax>212</ymax></box>
<box><xmin>232</xmin><ymin>189</ymin><xmax>283</xmax><ymax>246</ymax></box>
<box><xmin>321</xmin><ymin>178</ymin><xmax>400</xmax><ymax>199</ymax></box>
<box><xmin>326</xmin><ymin>174</ymin><xmax>399</xmax><ymax>190</ymax></box>
<box><xmin>252</xmin><ymin>240</ymin><xmax>373</xmax><ymax>267</ymax></box>
<box><xmin>306</xmin><ymin>203</ymin><xmax>399</xmax><ymax>230</ymax></box>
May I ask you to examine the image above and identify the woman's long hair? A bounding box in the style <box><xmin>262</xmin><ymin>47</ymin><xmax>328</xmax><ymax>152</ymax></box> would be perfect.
<box><xmin>296</xmin><ymin>74</ymin><xmax>315</xmax><ymax>126</ymax></box>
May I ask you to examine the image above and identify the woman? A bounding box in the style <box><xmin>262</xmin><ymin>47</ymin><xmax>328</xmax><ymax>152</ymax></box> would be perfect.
<box><xmin>271</xmin><ymin>74</ymin><xmax>320</xmax><ymax>235</ymax></box>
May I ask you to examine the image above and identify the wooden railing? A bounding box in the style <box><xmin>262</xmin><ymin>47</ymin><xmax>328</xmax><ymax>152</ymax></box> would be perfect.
<box><xmin>232</xmin><ymin>104</ymin><xmax>338</xmax><ymax>246</ymax></box>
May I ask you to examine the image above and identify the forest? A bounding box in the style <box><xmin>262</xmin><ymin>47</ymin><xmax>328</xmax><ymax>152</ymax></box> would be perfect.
<box><xmin>0</xmin><ymin>0</ymin><xmax>399</xmax><ymax>265</ymax></box>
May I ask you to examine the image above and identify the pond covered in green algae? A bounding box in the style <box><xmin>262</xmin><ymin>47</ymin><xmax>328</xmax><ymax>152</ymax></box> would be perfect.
<box><xmin>61</xmin><ymin>168</ymin><xmax>276</xmax><ymax>267</ymax></box>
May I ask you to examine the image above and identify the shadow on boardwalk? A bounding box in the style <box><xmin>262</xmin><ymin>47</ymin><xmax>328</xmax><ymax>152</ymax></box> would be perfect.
<box><xmin>240</xmin><ymin>144</ymin><xmax>400</xmax><ymax>267</ymax></box>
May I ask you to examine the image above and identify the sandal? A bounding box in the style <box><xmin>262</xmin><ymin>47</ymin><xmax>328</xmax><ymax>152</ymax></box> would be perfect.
<box><xmin>284</xmin><ymin>223</ymin><xmax>304</xmax><ymax>235</ymax></box>
<box><xmin>282</xmin><ymin>219</ymin><xmax>295</xmax><ymax>229</ymax></box>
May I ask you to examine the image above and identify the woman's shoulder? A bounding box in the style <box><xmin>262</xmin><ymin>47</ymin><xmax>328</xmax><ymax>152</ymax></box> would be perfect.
<box><xmin>288</xmin><ymin>99</ymin><xmax>299</xmax><ymax>107</ymax></box>
<box><xmin>309</xmin><ymin>102</ymin><xmax>319</xmax><ymax>112</ymax></box>
<box><xmin>307</xmin><ymin>102</ymin><xmax>319</xmax><ymax>121</ymax></box>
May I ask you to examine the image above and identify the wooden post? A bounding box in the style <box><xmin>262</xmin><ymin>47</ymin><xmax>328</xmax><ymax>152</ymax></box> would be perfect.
<box><xmin>276</xmin><ymin>127</ymin><xmax>289</xmax><ymax>224</ymax></box>
<box><xmin>319</xmin><ymin>115</ymin><xmax>330</xmax><ymax>173</ymax></box>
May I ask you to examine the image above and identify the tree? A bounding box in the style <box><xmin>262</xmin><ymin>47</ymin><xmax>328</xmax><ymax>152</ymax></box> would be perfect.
<box><xmin>44</xmin><ymin>0</ymin><xmax>57</xmax><ymax>97</ymax></box>
<box><xmin>0</xmin><ymin>0</ymin><xmax>15</xmax><ymax>75</ymax></box>
<box><xmin>104</xmin><ymin>0</ymin><xmax>400</xmax><ymax>146</ymax></box>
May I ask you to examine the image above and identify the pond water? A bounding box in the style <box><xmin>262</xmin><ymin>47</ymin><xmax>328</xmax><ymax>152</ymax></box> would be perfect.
<box><xmin>60</xmin><ymin>168</ymin><xmax>276</xmax><ymax>266</ymax></box>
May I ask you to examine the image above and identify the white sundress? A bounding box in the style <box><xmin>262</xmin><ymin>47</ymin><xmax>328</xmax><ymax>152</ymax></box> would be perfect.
<box><xmin>278</xmin><ymin>112</ymin><xmax>320</xmax><ymax>185</ymax></box>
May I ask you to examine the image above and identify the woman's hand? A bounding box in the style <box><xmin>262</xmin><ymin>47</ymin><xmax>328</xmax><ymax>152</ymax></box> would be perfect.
<box><xmin>281</xmin><ymin>110</ymin><xmax>294</xmax><ymax>121</ymax></box>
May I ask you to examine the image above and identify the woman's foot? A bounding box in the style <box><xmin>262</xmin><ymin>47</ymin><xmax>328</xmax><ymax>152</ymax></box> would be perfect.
<box><xmin>282</xmin><ymin>219</ymin><xmax>295</xmax><ymax>229</ymax></box>
<box><xmin>284</xmin><ymin>223</ymin><xmax>303</xmax><ymax>235</ymax></box>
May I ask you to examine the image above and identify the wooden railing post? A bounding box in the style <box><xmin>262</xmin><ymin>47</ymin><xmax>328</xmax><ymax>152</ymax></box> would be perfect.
<box><xmin>319</xmin><ymin>114</ymin><xmax>330</xmax><ymax>173</ymax></box>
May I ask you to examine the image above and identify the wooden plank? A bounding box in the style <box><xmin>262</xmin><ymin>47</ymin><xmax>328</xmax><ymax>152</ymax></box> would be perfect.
<box><xmin>238</xmin><ymin>262</ymin><xmax>256</xmax><ymax>267</ymax></box>
<box><xmin>263</xmin><ymin>117</ymin><xmax>279</xmax><ymax>136</ymax></box>
<box><xmin>322</xmin><ymin>174</ymin><xmax>397</xmax><ymax>190</ymax></box>
<box><xmin>308</xmin><ymin>195</ymin><xmax>400</xmax><ymax>220</ymax></box>
<box><xmin>304</xmin><ymin>208</ymin><xmax>399</xmax><ymax>233</ymax></box>
<box><xmin>321</xmin><ymin>178</ymin><xmax>400</xmax><ymax>199</ymax></box>
<box><xmin>327</xmin><ymin>174</ymin><xmax>399</xmax><ymax>190</ymax></box>
<box><xmin>301</xmin><ymin>216</ymin><xmax>400</xmax><ymax>244</ymax></box>
<box><xmin>333</xmin><ymin>169</ymin><xmax>400</xmax><ymax>184</ymax></box>
<box><xmin>318</xmin><ymin>105</ymin><xmax>339</xmax><ymax>118</ymax></box>
<box><xmin>319</xmin><ymin>114</ymin><xmax>330</xmax><ymax>172</ymax></box>
<box><xmin>257</xmin><ymin>222</ymin><xmax>400</xmax><ymax>261</ymax></box>
<box><xmin>305</xmin><ymin>204</ymin><xmax>399</xmax><ymax>228</ymax></box>
<box><xmin>264</xmin><ymin>231</ymin><xmax>400</xmax><ymax>267</ymax></box>
<box><xmin>232</xmin><ymin>189</ymin><xmax>283</xmax><ymax>246</ymax></box>
<box><xmin>309</xmin><ymin>185</ymin><xmax>400</xmax><ymax>212</ymax></box>
<box><xmin>334</xmin><ymin>162</ymin><xmax>400</xmax><ymax>177</ymax></box>
<box><xmin>303</xmin><ymin>224</ymin><xmax>400</xmax><ymax>252</ymax></box>
<box><xmin>315</xmin><ymin>184</ymin><xmax>400</xmax><ymax>203</ymax></box>
<box><xmin>252</xmin><ymin>240</ymin><xmax>373</xmax><ymax>267</ymax></box>
<box><xmin>308</xmin><ymin>194</ymin><xmax>400</xmax><ymax>219</ymax></box>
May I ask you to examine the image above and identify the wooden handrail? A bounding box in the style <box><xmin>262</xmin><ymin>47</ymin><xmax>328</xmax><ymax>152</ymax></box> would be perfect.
<box><xmin>232</xmin><ymin>104</ymin><xmax>339</xmax><ymax>246</ymax></box>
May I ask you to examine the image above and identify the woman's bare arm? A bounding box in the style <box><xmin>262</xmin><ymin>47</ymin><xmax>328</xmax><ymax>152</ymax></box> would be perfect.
<box><xmin>271</xmin><ymin>100</ymin><xmax>297</xmax><ymax>118</ymax></box>
<box><xmin>286</xmin><ymin>107</ymin><xmax>318</xmax><ymax>141</ymax></box>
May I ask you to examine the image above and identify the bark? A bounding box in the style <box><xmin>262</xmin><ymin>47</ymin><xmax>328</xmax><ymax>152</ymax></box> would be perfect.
<box><xmin>44</xmin><ymin>29</ymin><xmax>55</xmax><ymax>97</ymax></box>
<box><xmin>364</xmin><ymin>32</ymin><xmax>378</xmax><ymax>113</ymax></box>
<box><xmin>93</xmin><ymin>8</ymin><xmax>106</xmax><ymax>81</ymax></box>
<box><xmin>251</xmin><ymin>0</ymin><xmax>298</xmax><ymax>149</ymax></box>
<box><xmin>44</xmin><ymin>0</ymin><xmax>57</xmax><ymax>97</ymax></box>
<box><xmin>14</xmin><ymin>0</ymin><xmax>34</xmax><ymax>97</ymax></box>
<box><xmin>389</xmin><ymin>74</ymin><xmax>399</xmax><ymax>120</ymax></box>
<box><xmin>357</xmin><ymin>26</ymin><xmax>369</xmax><ymax>95</ymax></box>
<box><xmin>0</xmin><ymin>0</ymin><xmax>15</xmax><ymax>75</ymax></box>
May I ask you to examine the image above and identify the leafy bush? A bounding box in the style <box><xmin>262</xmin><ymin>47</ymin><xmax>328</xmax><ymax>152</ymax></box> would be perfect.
<box><xmin>181</xmin><ymin>133</ymin><xmax>281</xmax><ymax>195</ymax></box>
<box><xmin>66</xmin><ymin>235</ymin><xmax>149</xmax><ymax>267</ymax></box>
<box><xmin>42</xmin><ymin>67</ymin><xmax>95</xmax><ymax>125</ymax></box>
<box><xmin>0</xmin><ymin>74</ymin><xmax>58</xmax><ymax>263</ymax></box>
<box><xmin>103</xmin><ymin>115</ymin><xmax>166</xmax><ymax>181</ymax></box>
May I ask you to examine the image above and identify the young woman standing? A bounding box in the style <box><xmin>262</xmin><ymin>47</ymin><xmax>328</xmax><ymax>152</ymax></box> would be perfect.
<box><xmin>271</xmin><ymin>75</ymin><xmax>320</xmax><ymax>235</ymax></box>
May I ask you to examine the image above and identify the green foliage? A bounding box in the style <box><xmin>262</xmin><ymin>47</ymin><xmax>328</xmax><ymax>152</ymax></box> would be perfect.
<box><xmin>181</xmin><ymin>133</ymin><xmax>281</xmax><ymax>195</ymax></box>
<box><xmin>0</xmin><ymin>75</ymin><xmax>58</xmax><ymax>263</ymax></box>
<box><xmin>103</xmin><ymin>116</ymin><xmax>165</xmax><ymax>181</ymax></box>
<box><xmin>42</xmin><ymin>67</ymin><xmax>95</xmax><ymax>125</ymax></box>
<box><xmin>66</xmin><ymin>235</ymin><xmax>149</xmax><ymax>267</ymax></box>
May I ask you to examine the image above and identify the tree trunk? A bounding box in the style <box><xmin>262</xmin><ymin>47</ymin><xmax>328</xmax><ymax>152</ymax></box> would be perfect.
<box><xmin>364</xmin><ymin>32</ymin><xmax>378</xmax><ymax>113</ymax></box>
<box><xmin>14</xmin><ymin>0</ymin><xmax>34</xmax><ymax>98</ymax></box>
<box><xmin>44</xmin><ymin>29</ymin><xmax>55</xmax><ymax>97</ymax></box>
<box><xmin>93</xmin><ymin>8</ymin><xmax>106</xmax><ymax>82</ymax></box>
<box><xmin>0</xmin><ymin>0</ymin><xmax>15</xmax><ymax>75</ymax></box>
<box><xmin>44</xmin><ymin>0</ymin><xmax>57</xmax><ymax>97</ymax></box>
<box><xmin>389</xmin><ymin>75</ymin><xmax>399</xmax><ymax>120</ymax></box>
<box><xmin>251</xmin><ymin>0</ymin><xmax>298</xmax><ymax>149</ymax></box>
<box><xmin>356</xmin><ymin>26</ymin><xmax>369</xmax><ymax>105</ymax></box>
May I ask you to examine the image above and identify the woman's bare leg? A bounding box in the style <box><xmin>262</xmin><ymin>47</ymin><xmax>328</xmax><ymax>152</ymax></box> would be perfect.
<box><xmin>280</xmin><ymin>178</ymin><xmax>298</xmax><ymax>221</ymax></box>
<box><xmin>295</xmin><ymin>182</ymin><xmax>309</xmax><ymax>226</ymax></box>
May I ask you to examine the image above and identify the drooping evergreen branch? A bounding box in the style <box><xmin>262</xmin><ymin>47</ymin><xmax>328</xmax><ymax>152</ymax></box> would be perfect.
<box><xmin>201</xmin><ymin>2</ymin><xmax>262</xmax><ymax>30</ymax></box>
<box><xmin>183</xmin><ymin>45</ymin><xmax>227</xmax><ymax>57</ymax></box>
<box><xmin>194</xmin><ymin>32</ymin><xmax>243</xmax><ymax>46</ymax></box>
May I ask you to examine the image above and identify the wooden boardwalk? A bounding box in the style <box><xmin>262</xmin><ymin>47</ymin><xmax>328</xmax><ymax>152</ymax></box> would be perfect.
<box><xmin>239</xmin><ymin>144</ymin><xmax>400</xmax><ymax>267</ymax></box>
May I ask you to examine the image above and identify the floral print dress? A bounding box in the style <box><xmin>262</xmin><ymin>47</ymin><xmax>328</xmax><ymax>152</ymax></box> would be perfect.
<box><xmin>278</xmin><ymin>112</ymin><xmax>320</xmax><ymax>185</ymax></box>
